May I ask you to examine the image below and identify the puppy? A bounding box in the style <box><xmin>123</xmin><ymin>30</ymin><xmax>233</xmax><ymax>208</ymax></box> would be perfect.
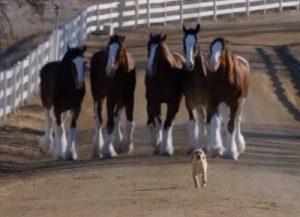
<box><xmin>192</xmin><ymin>149</ymin><xmax>207</xmax><ymax>188</ymax></box>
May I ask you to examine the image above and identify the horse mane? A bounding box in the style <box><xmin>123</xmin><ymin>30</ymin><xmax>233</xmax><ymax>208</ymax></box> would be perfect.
<box><xmin>195</xmin><ymin>43</ymin><xmax>208</xmax><ymax>76</ymax></box>
<box><xmin>124</xmin><ymin>51</ymin><xmax>135</xmax><ymax>73</ymax></box>
<box><xmin>159</xmin><ymin>43</ymin><xmax>179</xmax><ymax>69</ymax></box>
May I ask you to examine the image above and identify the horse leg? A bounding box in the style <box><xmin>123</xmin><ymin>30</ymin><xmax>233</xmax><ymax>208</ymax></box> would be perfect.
<box><xmin>236</xmin><ymin>97</ymin><xmax>246</xmax><ymax>155</ymax></box>
<box><xmin>53</xmin><ymin>108</ymin><xmax>67</xmax><ymax>160</ymax></box>
<box><xmin>223</xmin><ymin>101</ymin><xmax>239</xmax><ymax>160</ymax></box>
<box><xmin>102</xmin><ymin>97</ymin><xmax>118</xmax><ymax>158</ymax></box>
<box><xmin>112</xmin><ymin>104</ymin><xmax>124</xmax><ymax>153</ymax></box>
<box><xmin>65</xmin><ymin>107</ymin><xmax>80</xmax><ymax>160</ymax></box>
<box><xmin>208</xmin><ymin>105</ymin><xmax>224</xmax><ymax>157</ymax></box>
<box><xmin>186</xmin><ymin>100</ymin><xmax>199</xmax><ymax>155</ymax></box>
<box><xmin>160</xmin><ymin>100</ymin><xmax>180</xmax><ymax>156</ymax></box>
<box><xmin>39</xmin><ymin>108</ymin><xmax>54</xmax><ymax>154</ymax></box>
<box><xmin>147</xmin><ymin>100</ymin><xmax>162</xmax><ymax>155</ymax></box>
<box><xmin>122</xmin><ymin>98</ymin><xmax>135</xmax><ymax>154</ymax></box>
<box><xmin>92</xmin><ymin>100</ymin><xmax>104</xmax><ymax>159</ymax></box>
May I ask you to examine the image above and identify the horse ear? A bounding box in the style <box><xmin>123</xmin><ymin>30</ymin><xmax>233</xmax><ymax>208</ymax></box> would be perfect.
<box><xmin>162</xmin><ymin>34</ymin><xmax>167</xmax><ymax>42</ymax></box>
<box><xmin>183</xmin><ymin>25</ymin><xmax>187</xmax><ymax>33</ymax></box>
<box><xmin>67</xmin><ymin>45</ymin><xmax>71</xmax><ymax>51</ymax></box>
<box><xmin>149</xmin><ymin>33</ymin><xmax>153</xmax><ymax>38</ymax></box>
<box><xmin>195</xmin><ymin>24</ymin><xmax>201</xmax><ymax>33</ymax></box>
<box><xmin>81</xmin><ymin>45</ymin><xmax>87</xmax><ymax>54</ymax></box>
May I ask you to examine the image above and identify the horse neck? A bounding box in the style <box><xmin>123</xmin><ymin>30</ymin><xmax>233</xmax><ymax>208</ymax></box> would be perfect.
<box><xmin>220</xmin><ymin>50</ymin><xmax>234</xmax><ymax>77</ymax></box>
<box><xmin>156</xmin><ymin>43</ymin><xmax>175</xmax><ymax>69</ymax></box>
<box><xmin>194</xmin><ymin>46</ymin><xmax>207</xmax><ymax>76</ymax></box>
<box><xmin>59</xmin><ymin>57</ymin><xmax>76</xmax><ymax>90</ymax></box>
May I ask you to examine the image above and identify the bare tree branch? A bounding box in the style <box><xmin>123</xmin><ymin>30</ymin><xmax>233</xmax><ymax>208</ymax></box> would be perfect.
<box><xmin>0</xmin><ymin>0</ymin><xmax>49</xmax><ymax>41</ymax></box>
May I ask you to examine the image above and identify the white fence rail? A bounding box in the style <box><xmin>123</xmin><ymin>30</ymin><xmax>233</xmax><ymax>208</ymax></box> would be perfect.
<box><xmin>0</xmin><ymin>0</ymin><xmax>299</xmax><ymax>120</ymax></box>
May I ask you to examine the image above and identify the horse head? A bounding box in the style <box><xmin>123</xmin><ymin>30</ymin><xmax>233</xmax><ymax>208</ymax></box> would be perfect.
<box><xmin>183</xmin><ymin>24</ymin><xmax>200</xmax><ymax>71</ymax></box>
<box><xmin>146</xmin><ymin>33</ymin><xmax>167</xmax><ymax>75</ymax></box>
<box><xmin>106</xmin><ymin>34</ymin><xmax>127</xmax><ymax>76</ymax></box>
<box><xmin>208</xmin><ymin>37</ymin><xmax>231</xmax><ymax>72</ymax></box>
<box><xmin>63</xmin><ymin>45</ymin><xmax>87</xmax><ymax>89</ymax></box>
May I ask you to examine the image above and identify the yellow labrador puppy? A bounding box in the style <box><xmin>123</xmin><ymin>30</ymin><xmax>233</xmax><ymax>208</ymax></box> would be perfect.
<box><xmin>192</xmin><ymin>149</ymin><xmax>207</xmax><ymax>188</ymax></box>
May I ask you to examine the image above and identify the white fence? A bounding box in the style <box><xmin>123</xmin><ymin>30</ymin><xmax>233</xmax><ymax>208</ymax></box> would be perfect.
<box><xmin>0</xmin><ymin>0</ymin><xmax>299</xmax><ymax>120</ymax></box>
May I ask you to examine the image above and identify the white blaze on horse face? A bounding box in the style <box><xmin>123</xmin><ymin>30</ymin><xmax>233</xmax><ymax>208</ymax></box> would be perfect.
<box><xmin>209</xmin><ymin>41</ymin><xmax>223</xmax><ymax>72</ymax></box>
<box><xmin>146</xmin><ymin>44</ymin><xmax>158</xmax><ymax>75</ymax></box>
<box><xmin>106</xmin><ymin>43</ymin><xmax>119</xmax><ymax>76</ymax></box>
<box><xmin>73</xmin><ymin>56</ymin><xmax>85</xmax><ymax>89</ymax></box>
<box><xmin>185</xmin><ymin>35</ymin><xmax>196</xmax><ymax>71</ymax></box>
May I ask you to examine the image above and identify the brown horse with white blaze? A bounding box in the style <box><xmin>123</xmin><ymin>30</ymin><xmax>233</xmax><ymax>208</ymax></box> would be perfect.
<box><xmin>90</xmin><ymin>34</ymin><xmax>136</xmax><ymax>159</ymax></box>
<box><xmin>145</xmin><ymin>33</ymin><xmax>185</xmax><ymax>155</ymax></box>
<box><xmin>39</xmin><ymin>45</ymin><xmax>87</xmax><ymax>160</ymax></box>
<box><xmin>207</xmin><ymin>37</ymin><xmax>250</xmax><ymax>160</ymax></box>
<box><xmin>182</xmin><ymin>24</ymin><xmax>210</xmax><ymax>154</ymax></box>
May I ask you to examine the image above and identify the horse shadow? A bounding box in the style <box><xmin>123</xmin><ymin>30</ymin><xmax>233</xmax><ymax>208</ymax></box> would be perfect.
<box><xmin>255</xmin><ymin>47</ymin><xmax>300</xmax><ymax>121</ymax></box>
<box><xmin>1</xmin><ymin>123</ymin><xmax>300</xmax><ymax>178</ymax></box>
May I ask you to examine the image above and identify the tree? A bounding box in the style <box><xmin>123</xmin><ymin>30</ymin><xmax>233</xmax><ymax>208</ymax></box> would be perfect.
<box><xmin>0</xmin><ymin>0</ymin><xmax>49</xmax><ymax>40</ymax></box>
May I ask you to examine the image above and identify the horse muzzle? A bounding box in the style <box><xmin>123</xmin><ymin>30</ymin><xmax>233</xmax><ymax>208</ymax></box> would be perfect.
<box><xmin>184</xmin><ymin>62</ymin><xmax>194</xmax><ymax>71</ymax></box>
<box><xmin>106</xmin><ymin>66</ymin><xmax>117</xmax><ymax>77</ymax></box>
<box><xmin>75</xmin><ymin>82</ymin><xmax>84</xmax><ymax>90</ymax></box>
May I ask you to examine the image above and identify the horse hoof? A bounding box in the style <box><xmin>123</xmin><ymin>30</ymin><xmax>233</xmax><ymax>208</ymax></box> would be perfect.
<box><xmin>114</xmin><ymin>145</ymin><xmax>125</xmax><ymax>154</ymax></box>
<box><xmin>208</xmin><ymin>146</ymin><xmax>224</xmax><ymax>158</ymax></box>
<box><xmin>91</xmin><ymin>153</ymin><xmax>102</xmax><ymax>159</ymax></box>
<box><xmin>101</xmin><ymin>151</ymin><xmax>118</xmax><ymax>159</ymax></box>
<box><xmin>65</xmin><ymin>153</ymin><xmax>78</xmax><ymax>161</ymax></box>
<box><xmin>222</xmin><ymin>149</ymin><xmax>239</xmax><ymax>160</ymax></box>
<box><xmin>160</xmin><ymin>150</ymin><xmax>174</xmax><ymax>156</ymax></box>
<box><xmin>39</xmin><ymin>147</ymin><xmax>49</xmax><ymax>156</ymax></box>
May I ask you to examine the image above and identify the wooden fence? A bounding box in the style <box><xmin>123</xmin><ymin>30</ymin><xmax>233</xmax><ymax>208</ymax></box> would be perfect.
<box><xmin>0</xmin><ymin>0</ymin><xmax>299</xmax><ymax>120</ymax></box>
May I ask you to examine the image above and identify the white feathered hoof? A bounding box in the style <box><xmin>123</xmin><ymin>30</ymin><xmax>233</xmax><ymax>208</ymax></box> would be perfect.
<box><xmin>38</xmin><ymin>136</ymin><xmax>52</xmax><ymax>155</ymax></box>
<box><xmin>101</xmin><ymin>143</ymin><xmax>118</xmax><ymax>159</ymax></box>
<box><xmin>223</xmin><ymin>148</ymin><xmax>239</xmax><ymax>160</ymax></box>
<box><xmin>153</xmin><ymin>144</ymin><xmax>160</xmax><ymax>155</ymax></box>
<box><xmin>92</xmin><ymin>147</ymin><xmax>103</xmax><ymax>159</ymax></box>
<box><xmin>207</xmin><ymin>145</ymin><xmax>224</xmax><ymax>158</ymax></box>
<box><xmin>160</xmin><ymin>126</ymin><xmax>174</xmax><ymax>156</ymax></box>
<box><xmin>114</xmin><ymin>143</ymin><xmax>125</xmax><ymax>154</ymax></box>
<box><xmin>65</xmin><ymin>151</ymin><xmax>78</xmax><ymax>161</ymax></box>
<box><xmin>237</xmin><ymin>140</ymin><xmax>246</xmax><ymax>156</ymax></box>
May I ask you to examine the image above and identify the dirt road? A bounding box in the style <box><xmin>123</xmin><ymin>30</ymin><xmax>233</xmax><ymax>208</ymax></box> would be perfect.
<box><xmin>0</xmin><ymin>13</ymin><xmax>300</xmax><ymax>217</ymax></box>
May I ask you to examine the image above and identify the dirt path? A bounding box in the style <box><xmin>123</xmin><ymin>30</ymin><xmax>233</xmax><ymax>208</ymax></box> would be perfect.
<box><xmin>1</xmin><ymin>14</ymin><xmax>300</xmax><ymax>217</ymax></box>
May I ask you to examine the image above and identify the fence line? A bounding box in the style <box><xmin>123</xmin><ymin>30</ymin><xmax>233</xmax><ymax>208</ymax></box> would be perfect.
<box><xmin>0</xmin><ymin>0</ymin><xmax>299</xmax><ymax>121</ymax></box>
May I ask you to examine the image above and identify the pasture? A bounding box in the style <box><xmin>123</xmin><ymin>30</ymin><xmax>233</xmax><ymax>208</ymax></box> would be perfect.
<box><xmin>0</xmin><ymin>12</ymin><xmax>300</xmax><ymax>217</ymax></box>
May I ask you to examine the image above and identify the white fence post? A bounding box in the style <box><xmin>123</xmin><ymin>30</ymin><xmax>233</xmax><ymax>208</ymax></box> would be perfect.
<box><xmin>3</xmin><ymin>70</ymin><xmax>7</xmax><ymax>120</ymax></box>
<box><xmin>180</xmin><ymin>0</ymin><xmax>183</xmax><ymax>24</ymax></box>
<box><xmin>279</xmin><ymin>0</ymin><xmax>283</xmax><ymax>12</ymax></box>
<box><xmin>213</xmin><ymin>0</ymin><xmax>217</xmax><ymax>21</ymax></box>
<box><xmin>20</xmin><ymin>60</ymin><xmax>25</xmax><ymax>106</ymax></box>
<box><xmin>246</xmin><ymin>0</ymin><xmax>250</xmax><ymax>16</ymax></box>
<box><xmin>97</xmin><ymin>4</ymin><xmax>100</xmax><ymax>30</ymax></box>
<box><xmin>28</xmin><ymin>53</ymin><xmax>33</xmax><ymax>97</ymax></box>
<box><xmin>198</xmin><ymin>0</ymin><xmax>201</xmax><ymax>23</ymax></box>
<box><xmin>11</xmin><ymin>64</ymin><xmax>17</xmax><ymax>113</ymax></box>
<box><xmin>135</xmin><ymin>0</ymin><xmax>139</xmax><ymax>28</ymax></box>
<box><xmin>164</xmin><ymin>0</ymin><xmax>167</xmax><ymax>26</ymax></box>
<box><xmin>109</xmin><ymin>3</ymin><xmax>113</xmax><ymax>24</ymax></box>
<box><xmin>264</xmin><ymin>0</ymin><xmax>266</xmax><ymax>14</ymax></box>
<box><xmin>297</xmin><ymin>0</ymin><xmax>300</xmax><ymax>11</ymax></box>
<box><xmin>118</xmin><ymin>0</ymin><xmax>125</xmax><ymax>28</ymax></box>
<box><xmin>147</xmin><ymin>0</ymin><xmax>151</xmax><ymax>27</ymax></box>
